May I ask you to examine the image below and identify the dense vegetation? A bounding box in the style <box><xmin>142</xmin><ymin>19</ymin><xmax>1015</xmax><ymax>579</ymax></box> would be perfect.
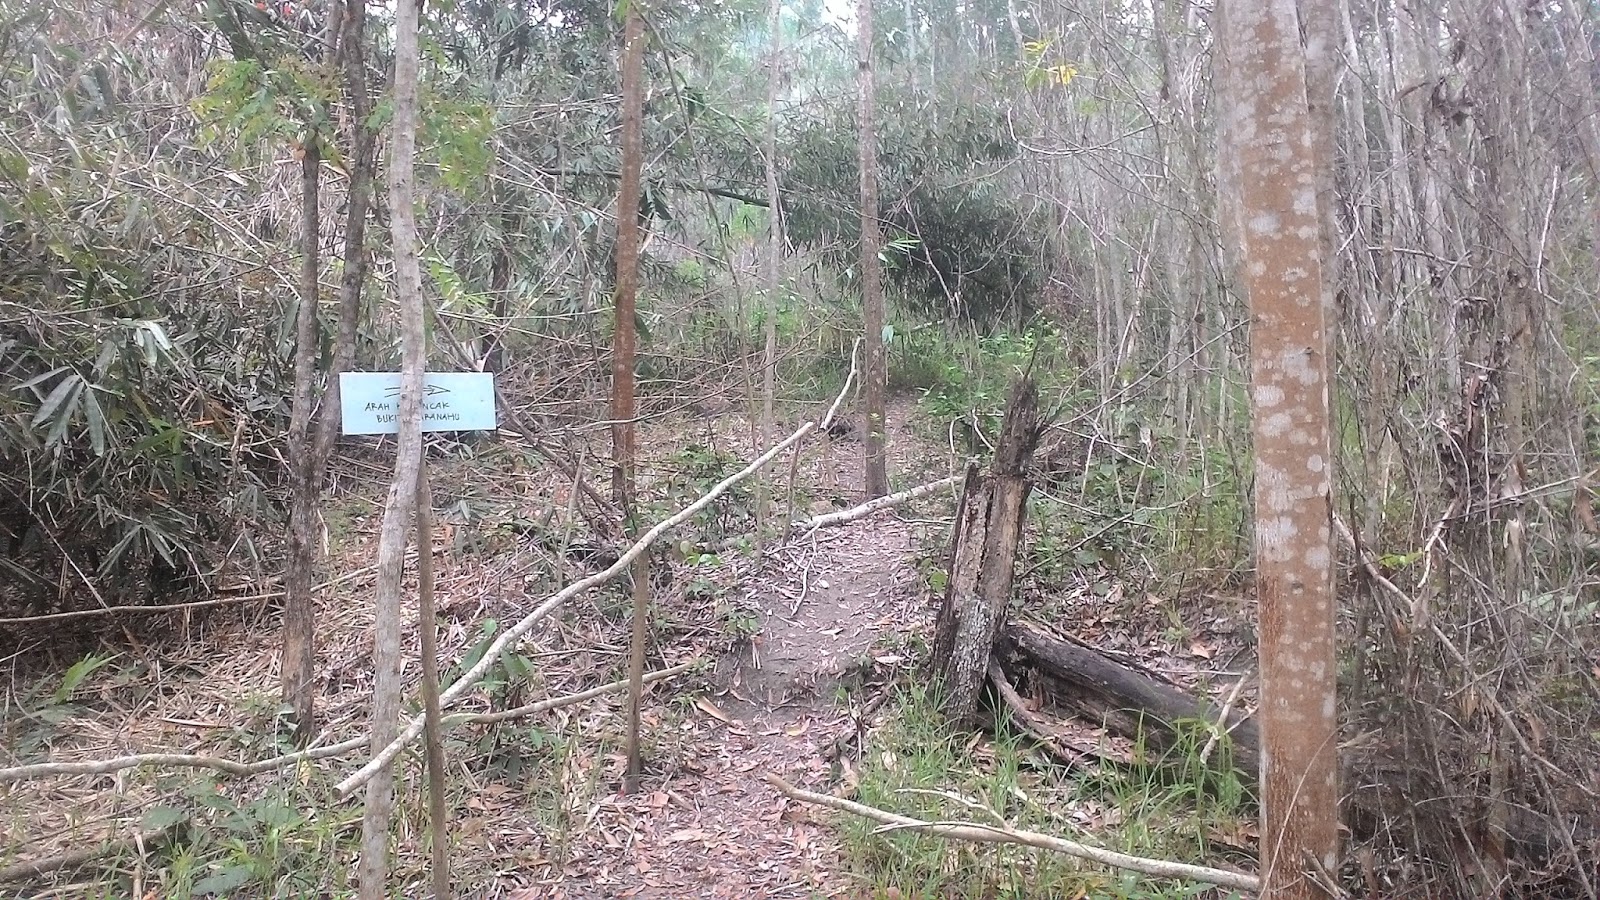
<box><xmin>3</xmin><ymin>0</ymin><xmax>1599</xmax><ymax>897</ymax></box>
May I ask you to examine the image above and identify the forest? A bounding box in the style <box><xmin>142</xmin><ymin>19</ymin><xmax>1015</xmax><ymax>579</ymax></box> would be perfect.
<box><xmin>2</xmin><ymin>0</ymin><xmax>1598</xmax><ymax>898</ymax></box>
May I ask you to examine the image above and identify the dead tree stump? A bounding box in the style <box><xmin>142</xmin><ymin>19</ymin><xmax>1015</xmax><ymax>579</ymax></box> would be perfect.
<box><xmin>929</xmin><ymin>376</ymin><xmax>1043</xmax><ymax>727</ymax></box>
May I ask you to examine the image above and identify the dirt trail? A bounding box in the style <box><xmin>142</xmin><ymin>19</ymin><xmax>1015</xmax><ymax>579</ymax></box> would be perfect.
<box><xmin>536</xmin><ymin>402</ymin><xmax>940</xmax><ymax>900</ymax></box>
<box><xmin>538</xmin><ymin>514</ymin><xmax>924</xmax><ymax>900</ymax></box>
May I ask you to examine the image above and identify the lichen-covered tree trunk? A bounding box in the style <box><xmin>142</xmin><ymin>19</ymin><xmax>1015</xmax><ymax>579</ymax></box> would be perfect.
<box><xmin>1218</xmin><ymin>2</ymin><xmax>1339</xmax><ymax>896</ymax></box>
<box><xmin>281</xmin><ymin>0</ymin><xmax>376</xmax><ymax>746</ymax></box>
<box><xmin>929</xmin><ymin>377</ymin><xmax>1040</xmax><ymax>727</ymax></box>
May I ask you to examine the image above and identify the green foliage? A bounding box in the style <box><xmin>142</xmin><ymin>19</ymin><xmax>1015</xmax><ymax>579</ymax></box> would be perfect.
<box><xmin>193</xmin><ymin>57</ymin><xmax>334</xmax><ymax>148</ymax></box>
<box><xmin>140</xmin><ymin>778</ymin><xmax>353</xmax><ymax>898</ymax></box>
<box><xmin>649</xmin><ymin>443</ymin><xmax>755</xmax><ymax>541</ymax></box>
<box><xmin>781</xmin><ymin>82</ymin><xmax>1054</xmax><ymax>324</ymax></box>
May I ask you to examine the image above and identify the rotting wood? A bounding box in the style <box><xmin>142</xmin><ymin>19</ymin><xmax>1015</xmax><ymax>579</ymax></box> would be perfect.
<box><xmin>997</xmin><ymin>621</ymin><xmax>1260</xmax><ymax>783</ymax></box>
<box><xmin>928</xmin><ymin>375</ymin><xmax>1043</xmax><ymax>727</ymax></box>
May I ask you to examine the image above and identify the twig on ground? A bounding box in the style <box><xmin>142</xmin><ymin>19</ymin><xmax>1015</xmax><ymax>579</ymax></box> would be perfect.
<box><xmin>763</xmin><ymin>773</ymin><xmax>1260</xmax><ymax>892</ymax></box>
<box><xmin>336</xmin><ymin>422</ymin><xmax>815</xmax><ymax>798</ymax></box>
<box><xmin>986</xmin><ymin>662</ymin><xmax>1094</xmax><ymax>766</ymax></box>
<box><xmin>824</xmin><ymin>684</ymin><xmax>891</xmax><ymax>762</ymax></box>
<box><xmin>0</xmin><ymin>664</ymin><xmax>697</xmax><ymax>784</ymax></box>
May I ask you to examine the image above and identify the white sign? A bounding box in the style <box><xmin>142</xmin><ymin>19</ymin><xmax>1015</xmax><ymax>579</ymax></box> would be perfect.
<box><xmin>339</xmin><ymin>372</ymin><xmax>498</xmax><ymax>435</ymax></box>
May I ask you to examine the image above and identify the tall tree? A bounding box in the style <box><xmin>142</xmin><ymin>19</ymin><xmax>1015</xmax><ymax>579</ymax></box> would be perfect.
<box><xmin>615</xmin><ymin>0</ymin><xmax>649</xmax><ymax>793</ymax></box>
<box><xmin>760</xmin><ymin>0</ymin><xmax>782</xmax><ymax>537</ymax></box>
<box><xmin>1218</xmin><ymin>1</ymin><xmax>1339</xmax><ymax>896</ymax></box>
<box><xmin>358</xmin><ymin>0</ymin><xmax>426</xmax><ymax>891</ymax></box>
<box><xmin>282</xmin><ymin>0</ymin><xmax>378</xmax><ymax>745</ymax></box>
<box><xmin>858</xmin><ymin>0</ymin><xmax>889</xmax><ymax>498</ymax></box>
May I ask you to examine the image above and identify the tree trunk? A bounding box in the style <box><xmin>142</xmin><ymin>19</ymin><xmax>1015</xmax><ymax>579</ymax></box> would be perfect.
<box><xmin>281</xmin><ymin>0</ymin><xmax>377</xmax><ymax>745</ymax></box>
<box><xmin>613</xmin><ymin>0</ymin><xmax>649</xmax><ymax>794</ymax></box>
<box><xmin>929</xmin><ymin>376</ymin><xmax>1041</xmax><ymax>727</ymax></box>
<box><xmin>759</xmin><ymin>0</ymin><xmax>782</xmax><ymax>542</ymax></box>
<box><xmin>282</xmin><ymin>131</ymin><xmax>321</xmax><ymax>745</ymax></box>
<box><xmin>1219</xmin><ymin>2</ymin><xmax>1340</xmax><ymax>895</ymax></box>
<box><xmin>998</xmin><ymin>621</ymin><xmax>1261</xmax><ymax>783</ymax></box>
<box><xmin>857</xmin><ymin>0</ymin><xmax>889</xmax><ymax>499</ymax></box>
<box><xmin>357</xmin><ymin>0</ymin><xmax>425</xmax><ymax>891</ymax></box>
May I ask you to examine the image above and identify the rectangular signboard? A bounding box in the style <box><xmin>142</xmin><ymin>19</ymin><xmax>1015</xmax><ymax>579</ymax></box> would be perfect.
<box><xmin>339</xmin><ymin>372</ymin><xmax>498</xmax><ymax>435</ymax></box>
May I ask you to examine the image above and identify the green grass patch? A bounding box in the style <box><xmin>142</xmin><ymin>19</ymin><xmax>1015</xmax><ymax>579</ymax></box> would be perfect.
<box><xmin>839</xmin><ymin>682</ymin><xmax>1251</xmax><ymax>900</ymax></box>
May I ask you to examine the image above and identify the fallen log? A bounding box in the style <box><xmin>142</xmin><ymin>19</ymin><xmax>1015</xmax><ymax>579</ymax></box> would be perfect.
<box><xmin>996</xmin><ymin>621</ymin><xmax>1260</xmax><ymax>783</ymax></box>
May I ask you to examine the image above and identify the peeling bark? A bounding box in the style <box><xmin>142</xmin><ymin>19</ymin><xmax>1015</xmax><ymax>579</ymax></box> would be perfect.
<box><xmin>929</xmin><ymin>377</ymin><xmax>1041</xmax><ymax>727</ymax></box>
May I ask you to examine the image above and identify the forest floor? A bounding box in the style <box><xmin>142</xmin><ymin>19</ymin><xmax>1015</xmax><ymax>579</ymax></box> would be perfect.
<box><xmin>1</xmin><ymin>395</ymin><xmax>964</xmax><ymax>899</ymax></box>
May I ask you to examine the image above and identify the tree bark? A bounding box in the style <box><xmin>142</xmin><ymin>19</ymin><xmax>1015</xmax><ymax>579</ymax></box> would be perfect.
<box><xmin>1219</xmin><ymin>2</ymin><xmax>1340</xmax><ymax>895</ymax></box>
<box><xmin>282</xmin><ymin>130</ymin><xmax>322</xmax><ymax>745</ymax></box>
<box><xmin>281</xmin><ymin>0</ymin><xmax>377</xmax><ymax>746</ymax></box>
<box><xmin>759</xmin><ymin>0</ymin><xmax>782</xmax><ymax>543</ymax></box>
<box><xmin>929</xmin><ymin>376</ymin><xmax>1041</xmax><ymax>727</ymax></box>
<box><xmin>357</xmin><ymin>0</ymin><xmax>425</xmax><ymax>892</ymax></box>
<box><xmin>999</xmin><ymin>622</ymin><xmax>1260</xmax><ymax>782</ymax></box>
<box><xmin>613</xmin><ymin>0</ymin><xmax>649</xmax><ymax>794</ymax></box>
<box><xmin>857</xmin><ymin>0</ymin><xmax>888</xmax><ymax>499</ymax></box>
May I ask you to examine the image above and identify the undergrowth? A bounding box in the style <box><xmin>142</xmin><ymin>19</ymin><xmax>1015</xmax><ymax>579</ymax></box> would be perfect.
<box><xmin>839</xmin><ymin>682</ymin><xmax>1251</xmax><ymax>900</ymax></box>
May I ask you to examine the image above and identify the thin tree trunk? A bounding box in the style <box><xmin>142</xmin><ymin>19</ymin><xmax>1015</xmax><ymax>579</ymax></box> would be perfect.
<box><xmin>282</xmin><ymin>0</ymin><xmax>377</xmax><ymax>745</ymax></box>
<box><xmin>759</xmin><ymin>0</ymin><xmax>782</xmax><ymax>542</ymax></box>
<box><xmin>1219</xmin><ymin>2</ymin><xmax>1340</xmax><ymax>896</ymax></box>
<box><xmin>614</xmin><ymin>0</ymin><xmax>649</xmax><ymax>793</ymax></box>
<box><xmin>415</xmin><ymin>464</ymin><xmax>448</xmax><ymax>899</ymax></box>
<box><xmin>858</xmin><ymin>0</ymin><xmax>888</xmax><ymax>499</ymax></box>
<box><xmin>282</xmin><ymin>132</ymin><xmax>322</xmax><ymax>745</ymax></box>
<box><xmin>357</xmin><ymin>0</ymin><xmax>426</xmax><ymax>891</ymax></box>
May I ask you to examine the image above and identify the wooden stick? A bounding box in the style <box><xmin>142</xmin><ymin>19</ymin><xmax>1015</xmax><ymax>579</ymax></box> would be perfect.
<box><xmin>763</xmin><ymin>773</ymin><xmax>1259</xmax><ymax>892</ymax></box>
<box><xmin>794</xmin><ymin>473</ymin><xmax>959</xmax><ymax>538</ymax></box>
<box><xmin>0</xmin><ymin>664</ymin><xmax>697</xmax><ymax>784</ymax></box>
<box><xmin>335</xmin><ymin>422</ymin><xmax>814</xmax><ymax>798</ymax></box>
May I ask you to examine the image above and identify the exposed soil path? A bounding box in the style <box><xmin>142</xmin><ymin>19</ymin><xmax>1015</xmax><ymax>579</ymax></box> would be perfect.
<box><xmin>533</xmin><ymin>515</ymin><xmax>923</xmax><ymax>900</ymax></box>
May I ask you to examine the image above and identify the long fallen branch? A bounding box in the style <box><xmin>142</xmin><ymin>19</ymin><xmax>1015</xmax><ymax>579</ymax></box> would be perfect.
<box><xmin>764</xmin><ymin>773</ymin><xmax>1259</xmax><ymax>892</ymax></box>
<box><xmin>0</xmin><ymin>663</ymin><xmax>696</xmax><ymax>784</ymax></box>
<box><xmin>335</xmin><ymin>423</ymin><xmax>815</xmax><ymax>797</ymax></box>
<box><xmin>793</xmin><ymin>473</ymin><xmax>959</xmax><ymax>537</ymax></box>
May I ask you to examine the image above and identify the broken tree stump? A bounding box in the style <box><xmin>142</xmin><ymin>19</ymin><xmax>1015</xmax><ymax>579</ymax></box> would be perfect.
<box><xmin>929</xmin><ymin>376</ymin><xmax>1044</xmax><ymax>727</ymax></box>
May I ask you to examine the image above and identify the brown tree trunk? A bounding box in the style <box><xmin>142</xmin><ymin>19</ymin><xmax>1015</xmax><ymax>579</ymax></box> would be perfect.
<box><xmin>358</xmin><ymin>0</ymin><xmax>425</xmax><ymax>891</ymax></box>
<box><xmin>759</xmin><ymin>0</ymin><xmax>782</xmax><ymax>541</ymax></box>
<box><xmin>281</xmin><ymin>0</ymin><xmax>377</xmax><ymax>746</ymax></box>
<box><xmin>613</xmin><ymin>0</ymin><xmax>649</xmax><ymax>794</ymax></box>
<box><xmin>1219</xmin><ymin>2</ymin><xmax>1340</xmax><ymax>895</ymax></box>
<box><xmin>929</xmin><ymin>376</ymin><xmax>1041</xmax><ymax>727</ymax></box>
<box><xmin>282</xmin><ymin>133</ymin><xmax>322</xmax><ymax>745</ymax></box>
<box><xmin>857</xmin><ymin>0</ymin><xmax>888</xmax><ymax>499</ymax></box>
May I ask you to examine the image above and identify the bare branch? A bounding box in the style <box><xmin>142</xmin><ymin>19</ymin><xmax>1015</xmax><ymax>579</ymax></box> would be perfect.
<box><xmin>763</xmin><ymin>773</ymin><xmax>1260</xmax><ymax>892</ymax></box>
<box><xmin>335</xmin><ymin>423</ymin><xmax>816</xmax><ymax>797</ymax></box>
<box><xmin>0</xmin><ymin>664</ymin><xmax>697</xmax><ymax>785</ymax></box>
